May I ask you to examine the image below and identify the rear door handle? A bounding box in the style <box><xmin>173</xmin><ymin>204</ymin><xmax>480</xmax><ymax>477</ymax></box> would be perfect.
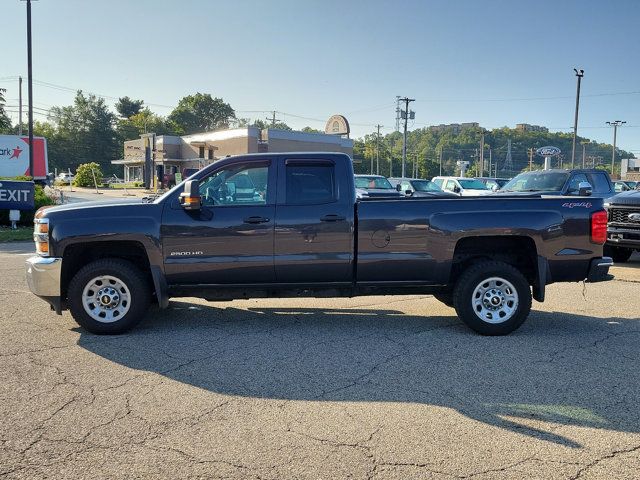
<box><xmin>243</xmin><ymin>216</ymin><xmax>270</xmax><ymax>224</ymax></box>
<box><xmin>320</xmin><ymin>214</ymin><xmax>346</xmax><ymax>222</ymax></box>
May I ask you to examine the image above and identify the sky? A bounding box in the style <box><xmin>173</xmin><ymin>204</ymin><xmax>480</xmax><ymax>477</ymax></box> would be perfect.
<box><xmin>2</xmin><ymin>0</ymin><xmax>640</xmax><ymax>154</ymax></box>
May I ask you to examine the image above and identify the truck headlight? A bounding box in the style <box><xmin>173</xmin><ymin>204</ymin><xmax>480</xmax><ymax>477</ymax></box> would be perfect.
<box><xmin>34</xmin><ymin>218</ymin><xmax>50</xmax><ymax>256</ymax></box>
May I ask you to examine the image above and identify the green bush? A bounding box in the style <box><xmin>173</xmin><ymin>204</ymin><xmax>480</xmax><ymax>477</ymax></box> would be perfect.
<box><xmin>0</xmin><ymin>185</ymin><xmax>56</xmax><ymax>226</ymax></box>
<box><xmin>73</xmin><ymin>162</ymin><xmax>103</xmax><ymax>187</ymax></box>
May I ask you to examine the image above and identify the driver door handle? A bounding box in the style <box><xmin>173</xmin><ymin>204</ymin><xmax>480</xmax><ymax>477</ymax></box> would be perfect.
<box><xmin>243</xmin><ymin>216</ymin><xmax>270</xmax><ymax>224</ymax></box>
<box><xmin>320</xmin><ymin>214</ymin><xmax>346</xmax><ymax>222</ymax></box>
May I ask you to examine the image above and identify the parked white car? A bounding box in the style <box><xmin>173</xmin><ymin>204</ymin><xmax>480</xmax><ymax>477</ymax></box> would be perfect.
<box><xmin>57</xmin><ymin>172</ymin><xmax>75</xmax><ymax>184</ymax></box>
<box><xmin>432</xmin><ymin>176</ymin><xmax>493</xmax><ymax>196</ymax></box>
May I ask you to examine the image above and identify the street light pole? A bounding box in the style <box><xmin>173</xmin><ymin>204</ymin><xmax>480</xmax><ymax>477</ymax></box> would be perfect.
<box><xmin>571</xmin><ymin>68</ymin><xmax>584</xmax><ymax>169</ymax></box>
<box><xmin>26</xmin><ymin>0</ymin><xmax>34</xmax><ymax>178</ymax></box>
<box><xmin>606</xmin><ymin>120</ymin><xmax>626</xmax><ymax>176</ymax></box>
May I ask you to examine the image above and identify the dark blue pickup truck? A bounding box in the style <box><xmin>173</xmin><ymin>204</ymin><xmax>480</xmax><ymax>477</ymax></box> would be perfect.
<box><xmin>26</xmin><ymin>153</ymin><xmax>612</xmax><ymax>336</ymax></box>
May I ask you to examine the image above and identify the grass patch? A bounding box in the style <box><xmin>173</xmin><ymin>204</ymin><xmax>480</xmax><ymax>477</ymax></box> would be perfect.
<box><xmin>109</xmin><ymin>183</ymin><xmax>144</xmax><ymax>189</ymax></box>
<box><xmin>0</xmin><ymin>227</ymin><xmax>33</xmax><ymax>242</ymax></box>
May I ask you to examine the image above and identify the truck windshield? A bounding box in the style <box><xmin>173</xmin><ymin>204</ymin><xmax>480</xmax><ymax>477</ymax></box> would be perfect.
<box><xmin>412</xmin><ymin>180</ymin><xmax>441</xmax><ymax>192</ymax></box>
<box><xmin>458</xmin><ymin>179</ymin><xmax>488</xmax><ymax>190</ymax></box>
<box><xmin>502</xmin><ymin>171</ymin><xmax>569</xmax><ymax>192</ymax></box>
<box><xmin>355</xmin><ymin>176</ymin><xmax>394</xmax><ymax>190</ymax></box>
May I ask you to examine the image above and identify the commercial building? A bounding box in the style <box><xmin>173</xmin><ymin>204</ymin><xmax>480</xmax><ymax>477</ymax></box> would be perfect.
<box><xmin>112</xmin><ymin>127</ymin><xmax>353</xmax><ymax>185</ymax></box>
<box><xmin>622</xmin><ymin>158</ymin><xmax>640</xmax><ymax>181</ymax></box>
<box><xmin>515</xmin><ymin>123</ymin><xmax>549</xmax><ymax>133</ymax></box>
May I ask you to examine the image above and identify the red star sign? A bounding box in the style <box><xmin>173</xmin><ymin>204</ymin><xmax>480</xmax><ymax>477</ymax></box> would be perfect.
<box><xmin>9</xmin><ymin>146</ymin><xmax>23</xmax><ymax>159</ymax></box>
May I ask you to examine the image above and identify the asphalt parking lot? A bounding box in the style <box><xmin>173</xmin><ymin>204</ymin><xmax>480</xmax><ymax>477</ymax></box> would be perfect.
<box><xmin>1</xmin><ymin>243</ymin><xmax>639</xmax><ymax>479</ymax></box>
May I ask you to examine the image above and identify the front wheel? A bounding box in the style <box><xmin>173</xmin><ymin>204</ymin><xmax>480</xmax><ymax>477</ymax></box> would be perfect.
<box><xmin>67</xmin><ymin>259</ymin><xmax>151</xmax><ymax>334</ymax></box>
<box><xmin>453</xmin><ymin>261</ymin><xmax>532</xmax><ymax>336</ymax></box>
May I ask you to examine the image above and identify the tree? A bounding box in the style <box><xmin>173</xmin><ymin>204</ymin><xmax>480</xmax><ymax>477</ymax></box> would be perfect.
<box><xmin>73</xmin><ymin>162</ymin><xmax>103</xmax><ymax>187</ymax></box>
<box><xmin>301</xmin><ymin>126</ymin><xmax>322</xmax><ymax>133</ymax></box>
<box><xmin>0</xmin><ymin>88</ymin><xmax>11</xmax><ymax>133</ymax></box>
<box><xmin>116</xmin><ymin>108</ymin><xmax>176</xmax><ymax>141</ymax></box>
<box><xmin>48</xmin><ymin>91</ymin><xmax>120</xmax><ymax>174</ymax></box>
<box><xmin>115</xmin><ymin>96</ymin><xmax>144</xmax><ymax>118</ymax></box>
<box><xmin>168</xmin><ymin>93</ymin><xmax>235</xmax><ymax>135</ymax></box>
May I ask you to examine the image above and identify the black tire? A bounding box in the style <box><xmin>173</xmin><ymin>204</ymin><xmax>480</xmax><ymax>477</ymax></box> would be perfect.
<box><xmin>604</xmin><ymin>245</ymin><xmax>633</xmax><ymax>263</ymax></box>
<box><xmin>453</xmin><ymin>261</ymin><xmax>532</xmax><ymax>336</ymax></box>
<box><xmin>433</xmin><ymin>293</ymin><xmax>454</xmax><ymax>308</ymax></box>
<box><xmin>67</xmin><ymin>258</ymin><xmax>151</xmax><ymax>334</ymax></box>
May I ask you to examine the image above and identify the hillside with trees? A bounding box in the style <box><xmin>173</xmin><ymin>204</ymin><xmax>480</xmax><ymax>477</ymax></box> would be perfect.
<box><xmin>1</xmin><ymin>88</ymin><xmax>633</xmax><ymax>179</ymax></box>
<box><xmin>353</xmin><ymin>125</ymin><xmax>635</xmax><ymax>178</ymax></box>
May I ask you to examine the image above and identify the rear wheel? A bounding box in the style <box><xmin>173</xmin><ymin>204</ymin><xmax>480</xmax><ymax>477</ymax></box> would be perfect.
<box><xmin>67</xmin><ymin>259</ymin><xmax>150</xmax><ymax>334</ymax></box>
<box><xmin>604</xmin><ymin>245</ymin><xmax>633</xmax><ymax>263</ymax></box>
<box><xmin>453</xmin><ymin>261</ymin><xmax>532</xmax><ymax>336</ymax></box>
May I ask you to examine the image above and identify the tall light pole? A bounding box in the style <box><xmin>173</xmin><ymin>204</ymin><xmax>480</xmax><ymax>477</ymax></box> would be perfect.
<box><xmin>25</xmin><ymin>0</ymin><xmax>35</xmax><ymax>178</ymax></box>
<box><xmin>606</xmin><ymin>120</ymin><xmax>626</xmax><ymax>176</ymax></box>
<box><xmin>400</xmin><ymin>97</ymin><xmax>415</xmax><ymax>178</ymax></box>
<box><xmin>571</xmin><ymin>68</ymin><xmax>584</xmax><ymax>169</ymax></box>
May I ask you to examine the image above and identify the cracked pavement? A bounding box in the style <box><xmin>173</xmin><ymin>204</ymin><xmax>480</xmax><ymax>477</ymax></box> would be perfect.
<box><xmin>1</xmin><ymin>242</ymin><xmax>640</xmax><ymax>479</ymax></box>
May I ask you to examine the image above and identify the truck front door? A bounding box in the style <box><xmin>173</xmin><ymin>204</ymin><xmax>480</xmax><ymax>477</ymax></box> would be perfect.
<box><xmin>161</xmin><ymin>160</ymin><xmax>276</xmax><ymax>284</ymax></box>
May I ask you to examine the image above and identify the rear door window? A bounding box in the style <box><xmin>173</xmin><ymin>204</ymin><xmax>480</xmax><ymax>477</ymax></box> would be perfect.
<box><xmin>587</xmin><ymin>172</ymin><xmax>612</xmax><ymax>194</ymax></box>
<box><xmin>285</xmin><ymin>163</ymin><xmax>336</xmax><ymax>205</ymax></box>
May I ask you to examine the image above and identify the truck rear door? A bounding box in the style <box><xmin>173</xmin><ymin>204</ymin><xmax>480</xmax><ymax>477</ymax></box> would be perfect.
<box><xmin>274</xmin><ymin>156</ymin><xmax>354</xmax><ymax>283</ymax></box>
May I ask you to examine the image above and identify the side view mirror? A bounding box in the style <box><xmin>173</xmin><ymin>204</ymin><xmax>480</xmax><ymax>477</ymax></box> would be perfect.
<box><xmin>405</xmin><ymin>189</ymin><xmax>413</xmax><ymax>196</ymax></box>
<box><xmin>179</xmin><ymin>179</ymin><xmax>201</xmax><ymax>210</ymax></box>
<box><xmin>453</xmin><ymin>186</ymin><xmax>461</xmax><ymax>193</ymax></box>
<box><xmin>395</xmin><ymin>184</ymin><xmax>402</xmax><ymax>191</ymax></box>
<box><xmin>578</xmin><ymin>181</ymin><xmax>593</xmax><ymax>197</ymax></box>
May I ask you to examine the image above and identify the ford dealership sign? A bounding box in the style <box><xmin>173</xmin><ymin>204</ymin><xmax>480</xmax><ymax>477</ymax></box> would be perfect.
<box><xmin>536</xmin><ymin>146</ymin><xmax>561</xmax><ymax>157</ymax></box>
<box><xmin>0</xmin><ymin>180</ymin><xmax>35</xmax><ymax>210</ymax></box>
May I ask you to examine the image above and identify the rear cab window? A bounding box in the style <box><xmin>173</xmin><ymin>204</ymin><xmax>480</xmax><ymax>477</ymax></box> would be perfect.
<box><xmin>587</xmin><ymin>172</ymin><xmax>612</xmax><ymax>194</ymax></box>
<box><xmin>284</xmin><ymin>161</ymin><xmax>336</xmax><ymax>205</ymax></box>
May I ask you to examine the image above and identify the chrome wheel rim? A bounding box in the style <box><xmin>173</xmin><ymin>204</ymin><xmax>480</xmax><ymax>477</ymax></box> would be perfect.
<box><xmin>82</xmin><ymin>275</ymin><xmax>131</xmax><ymax>323</ymax></box>
<box><xmin>471</xmin><ymin>276</ymin><xmax>518</xmax><ymax>324</ymax></box>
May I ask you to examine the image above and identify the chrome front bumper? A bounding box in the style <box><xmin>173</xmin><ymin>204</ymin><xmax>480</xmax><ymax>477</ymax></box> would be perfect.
<box><xmin>25</xmin><ymin>256</ymin><xmax>62</xmax><ymax>297</ymax></box>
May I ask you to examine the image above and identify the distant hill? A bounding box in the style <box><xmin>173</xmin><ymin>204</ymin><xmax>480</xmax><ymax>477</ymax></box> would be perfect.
<box><xmin>353</xmin><ymin>126</ymin><xmax>634</xmax><ymax>178</ymax></box>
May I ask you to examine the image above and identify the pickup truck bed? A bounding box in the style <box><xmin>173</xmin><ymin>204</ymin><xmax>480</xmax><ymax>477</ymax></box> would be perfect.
<box><xmin>26</xmin><ymin>152</ymin><xmax>612</xmax><ymax>336</ymax></box>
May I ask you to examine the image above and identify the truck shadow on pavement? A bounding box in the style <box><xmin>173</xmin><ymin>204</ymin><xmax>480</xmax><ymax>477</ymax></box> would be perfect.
<box><xmin>77</xmin><ymin>301</ymin><xmax>640</xmax><ymax>448</ymax></box>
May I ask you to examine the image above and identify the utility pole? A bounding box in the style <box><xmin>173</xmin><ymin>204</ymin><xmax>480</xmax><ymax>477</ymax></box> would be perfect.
<box><xmin>528</xmin><ymin>148</ymin><xmax>535</xmax><ymax>171</ymax></box>
<box><xmin>26</xmin><ymin>0</ymin><xmax>34</xmax><ymax>177</ymax></box>
<box><xmin>18</xmin><ymin>76</ymin><xmax>23</xmax><ymax>135</ymax></box>
<box><xmin>439</xmin><ymin>148</ymin><xmax>443</xmax><ymax>176</ymax></box>
<box><xmin>375</xmin><ymin>124</ymin><xmax>382</xmax><ymax>175</ymax></box>
<box><xmin>571</xmin><ymin>68</ymin><xmax>584</xmax><ymax>168</ymax></box>
<box><xmin>367</xmin><ymin>137</ymin><xmax>373</xmax><ymax>174</ymax></box>
<box><xmin>479</xmin><ymin>132</ymin><xmax>485</xmax><ymax>177</ymax></box>
<box><xmin>399</xmin><ymin>97</ymin><xmax>415</xmax><ymax>178</ymax></box>
<box><xmin>581</xmin><ymin>141</ymin><xmax>588</xmax><ymax>168</ymax></box>
<box><xmin>395</xmin><ymin>96</ymin><xmax>401</xmax><ymax>132</ymax></box>
<box><xmin>606</xmin><ymin>120</ymin><xmax>626</xmax><ymax>176</ymax></box>
<box><xmin>488</xmin><ymin>147</ymin><xmax>492</xmax><ymax>176</ymax></box>
<box><xmin>266</xmin><ymin>110</ymin><xmax>281</xmax><ymax>127</ymax></box>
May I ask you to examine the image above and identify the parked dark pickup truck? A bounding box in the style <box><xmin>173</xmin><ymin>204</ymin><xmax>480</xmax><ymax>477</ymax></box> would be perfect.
<box><xmin>26</xmin><ymin>153</ymin><xmax>612</xmax><ymax>336</ymax></box>
<box><xmin>604</xmin><ymin>190</ymin><xmax>640</xmax><ymax>262</ymax></box>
